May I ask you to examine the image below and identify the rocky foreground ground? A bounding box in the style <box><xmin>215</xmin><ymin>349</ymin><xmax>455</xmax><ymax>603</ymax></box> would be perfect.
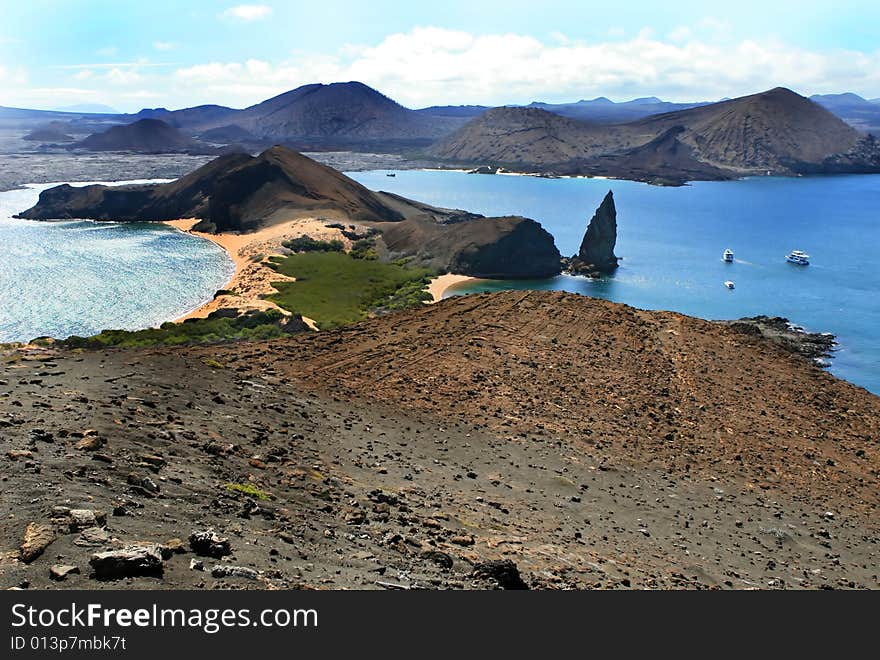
<box><xmin>1</xmin><ymin>291</ymin><xmax>878</xmax><ymax>590</ymax></box>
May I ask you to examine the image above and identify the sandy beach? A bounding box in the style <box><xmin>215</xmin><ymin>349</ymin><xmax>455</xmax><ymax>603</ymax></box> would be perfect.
<box><xmin>166</xmin><ymin>218</ymin><xmax>480</xmax><ymax>321</ymax></box>
<box><xmin>426</xmin><ymin>273</ymin><xmax>479</xmax><ymax>302</ymax></box>
<box><xmin>164</xmin><ymin>218</ymin><xmax>345</xmax><ymax>327</ymax></box>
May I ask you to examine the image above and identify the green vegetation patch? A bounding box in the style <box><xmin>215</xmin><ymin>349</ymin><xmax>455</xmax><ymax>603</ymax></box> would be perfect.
<box><xmin>282</xmin><ymin>236</ymin><xmax>344</xmax><ymax>253</ymax></box>
<box><xmin>268</xmin><ymin>252</ymin><xmax>434</xmax><ymax>329</ymax></box>
<box><xmin>225</xmin><ymin>482</ymin><xmax>272</xmax><ymax>500</ymax></box>
<box><xmin>59</xmin><ymin>309</ymin><xmax>289</xmax><ymax>349</ymax></box>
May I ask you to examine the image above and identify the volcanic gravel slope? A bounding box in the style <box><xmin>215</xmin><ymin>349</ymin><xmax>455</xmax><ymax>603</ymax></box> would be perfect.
<box><xmin>1</xmin><ymin>291</ymin><xmax>878</xmax><ymax>590</ymax></box>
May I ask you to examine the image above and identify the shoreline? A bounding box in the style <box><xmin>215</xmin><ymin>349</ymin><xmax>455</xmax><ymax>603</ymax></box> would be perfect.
<box><xmin>426</xmin><ymin>273</ymin><xmax>480</xmax><ymax>302</ymax></box>
<box><xmin>162</xmin><ymin>218</ymin><xmax>338</xmax><ymax>329</ymax></box>
<box><xmin>164</xmin><ymin>220</ymin><xmax>481</xmax><ymax>318</ymax></box>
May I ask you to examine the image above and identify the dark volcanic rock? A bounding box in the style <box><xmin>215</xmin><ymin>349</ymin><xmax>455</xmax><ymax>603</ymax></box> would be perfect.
<box><xmin>566</xmin><ymin>191</ymin><xmax>619</xmax><ymax>276</ymax></box>
<box><xmin>89</xmin><ymin>544</ymin><xmax>164</xmax><ymax>579</ymax></box>
<box><xmin>472</xmin><ymin>559</ymin><xmax>529</xmax><ymax>589</ymax></box>
<box><xmin>721</xmin><ymin>316</ymin><xmax>837</xmax><ymax>363</ymax></box>
<box><xmin>189</xmin><ymin>529</ymin><xmax>232</xmax><ymax>558</ymax></box>
<box><xmin>379</xmin><ymin>213</ymin><xmax>561</xmax><ymax>279</ymax></box>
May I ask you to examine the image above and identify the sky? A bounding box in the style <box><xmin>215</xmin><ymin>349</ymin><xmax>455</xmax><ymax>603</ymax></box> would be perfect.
<box><xmin>1</xmin><ymin>1</ymin><xmax>879</xmax><ymax>112</ymax></box>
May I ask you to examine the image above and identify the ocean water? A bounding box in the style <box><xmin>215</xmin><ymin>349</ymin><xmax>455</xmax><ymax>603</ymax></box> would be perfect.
<box><xmin>0</xmin><ymin>182</ymin><xmax>235</xmax><ymax>343</ymax></box>
<box><xmin>350</xmin><ymin>170</ymin><xmax>880</xmax><ymax>395</ymax></box>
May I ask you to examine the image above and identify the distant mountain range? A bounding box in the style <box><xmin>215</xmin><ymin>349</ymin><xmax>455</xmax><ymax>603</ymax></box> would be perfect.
<box><xmin>427</xmin><ymin>88</ymin><xmax>880</xmax><ymax>183</ymax></box>
<box><xmin>809</xmin><ymin>93</ymin><xmax>880</xmax><ymax>134</ymax></box>
<box><xmin>5</xmin><ymin>82</ymin><xmax>880</xmax><ymax>148</ymax></box>
<box><xmin>4</xmin><ymin>82</ymin><xmax>880</xmax><ymax>183</ymax></box>
<box><xmin>124</xmin><ymin>82</ymin><xmax>466</xmax><ymax>150</ymax></box>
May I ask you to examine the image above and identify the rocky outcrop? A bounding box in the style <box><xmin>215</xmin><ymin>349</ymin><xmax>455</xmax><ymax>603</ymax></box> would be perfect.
<box><xmin>377</xmin><ymin>213</ymin><xmax>561</xmax><ymax>279</ymax></box>
<box><xmin>89</xmin><ymin>544</ymin><xmax>164</xmax><ymax>579</ymax></box>
<box><xmin>19</xmin><ymin>523</ymin><xmax>55</xmax><ymax>563</ymax></box>
<box><xmin>565</xmin><ymin>191</ymin><xmax>619</xmax><ymax>276</ymax></box>
<box><xmin>721</xmin><ymin>316</ymin><xmax>837</xmax><ymax>364</ymax></box>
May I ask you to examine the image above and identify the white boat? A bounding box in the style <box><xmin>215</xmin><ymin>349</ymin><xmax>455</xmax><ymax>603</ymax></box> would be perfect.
<box><xmin>724</xmin><ymin>280</ymin><xmax>735</xmax><ymax>289</ymax></box>
<box><xmin>786</xmin><ymin>250</ymin><xmax>810</xmax><ymax>265</ymax></box>
<box><xmin>722</xmin><ymin>249</ymin><xmax>734</xmax><ymax>263</ymax></box>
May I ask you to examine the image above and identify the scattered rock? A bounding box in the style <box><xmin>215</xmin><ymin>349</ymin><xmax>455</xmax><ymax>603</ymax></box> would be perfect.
<box><xmin>472</xmin><ymin>559</ymin><xmax>529</xmax><ymax>590</ymax></box>
<box><xmin>68</xmin><ymin>509</ymin><xmax>106</xmax><ymax>532</ymax></box>
<box><xmin>189</xmin><ymin>529</ymin><xmax>232</xmax><ymax>558</ymax></box>
<box><xmin>49</xmin><ymin>565</ymin><xmax>80</xmax><ymax>581</ymax></box>
<box><xmin>211</xmin><ymin>565</ymin><xmax>260</xmax><ymax>580</ymax></box>
<box><xmin>19</xmin><ymin>523</ymin><xmax>55</xmax><ymax>563</ymax></box>
<box><xmin>140</xmin><ymin>454</ymin><xmax>167</xmax><ymax>469</ymax></box>
<box><xmin>127</xmin><ymin>473</ymin><xmax>160</xmax><ymax>495</ymax></box>
<box><xmin>75</xmin><ymin>436</ymin><xmax>103</xmax><ymax>451</ymax></box>
<box><xmin>160</xmin><ymin>538</ymin><xmax>188</xmax><ymax>559</ymax></box>
<box><xmin>89</xmin><ymin>544</ymin><xmax>164</xmax><ymax>580</ymax></box>
<box><xmin>28</xmin><ymin>429</ymin><xmax>54</xmax><ymax>443</ymax></box>
<box><xmin>450</xmin><ymin>535</ymin><xmax>475</xmax><ymax>546</ymax></box>
<box><xmin>422</xmin><ymin>550</ymin><xmax>454</xmax><ymax>570</ymax></box>
<box><xmin>74</xmin><ymin>527</ymin><xmax>113</xmax><ymax>547</ymax></box>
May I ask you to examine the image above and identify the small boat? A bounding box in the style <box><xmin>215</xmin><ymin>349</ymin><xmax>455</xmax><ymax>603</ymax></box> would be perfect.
<box><xmin>386</xmin><ymin>173</ymin><xmax>396</xmax><ymax>177</ymax></box>
<box><xmin>785</xmin><ymin>250</ymin><xmax>810</xmax><ymax>265</ymax></box>
<box><xmin>722</xmin><ymin>248</ymin><xmax>734</xmax><ymax>263</ymax></box>
<box><xmin>724</xmin><ymin>280</ymin><xmax>735</xmax><ymax>289</ymax></box>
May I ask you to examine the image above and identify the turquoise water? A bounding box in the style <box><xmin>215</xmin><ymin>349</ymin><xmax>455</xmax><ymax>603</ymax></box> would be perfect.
<box><xmin>0</xmin><ymin>182</ymin><xmax>235</xmax><ymax>343</ymax></box>
<box><xmin>351</xmin><ymin>170</ymin><xmax>880</xmax><ymax>394</ymax></box>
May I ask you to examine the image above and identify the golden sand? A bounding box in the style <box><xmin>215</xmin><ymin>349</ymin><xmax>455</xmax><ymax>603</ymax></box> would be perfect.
<box><xmin>164</xmin><ymin>218</ymin><xmax>344</xmax><ymax>328</ymax></box>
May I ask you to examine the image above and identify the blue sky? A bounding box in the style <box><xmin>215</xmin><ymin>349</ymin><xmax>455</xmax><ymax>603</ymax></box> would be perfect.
<box><xmin>1</xmin><ymin>1</ymin><xmax>879</xmax><ymax>111</ymax></box>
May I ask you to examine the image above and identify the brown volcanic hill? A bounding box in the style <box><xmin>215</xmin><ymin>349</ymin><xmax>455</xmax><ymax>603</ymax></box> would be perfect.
<box><xmin>221</xmin><ymin>81</ymin><xmax>465</xmax><ymax>144</ymax></box>
<box><xmin>16</xmin><ymin>146</ymin><xmax>561</xmax><ymax>277</ymax></box>
<box><xmin>635</xmin><ymin>87</ymin><xmax>863</xmax><ymax>171</ymax></box>
<box><xmin>426</xmin><ymin>106</ymin><xmax>610</xmax><ymax>166</ymax></box>
<box><xmin>428</xmin><ymin>87</ymin><xmax>875</xmax><ymax>181</ymax></box>
<box><xmin>74</xmin><ymin>118</ymin><xmax>215</xmax><ymax>154</ymax></box>
<box><xmin>268</xmin><ymin>290</ymin><xmax>880</xmax><ymax>515</ymax></box>
<box><xmin>17</xmin><ymin>146</ymin><xmax>405</xmax><ymax>230</ymax></box>
<box><xmin>1</xmin><ymin>290</ymin><xmax>878</xmax><ymax>590</ymax></box>
<box><xmin>23</xmin><ymin>121</ymin><xmax>75</xmax><ymax>142</ymax></box>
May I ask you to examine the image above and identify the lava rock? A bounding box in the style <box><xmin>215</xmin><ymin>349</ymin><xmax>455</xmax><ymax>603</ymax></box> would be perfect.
<box><xmin>89</xmin><ymin>544</ymin><xmax>164</xmax><ymax>579</ymax></box>
<box><xmin>189</xmin><ymin>529</ymin><xmax>232</xmax><ymax>558</ymax></box>
<box><xmin>19</xmin><ymin>523</ymin><xmax>55</xmax><ymax>563</ymax></box>
<box><xmin>472</xmin><ymin>559</ymin><xmax>529</xmax><ymax>590</ymax></box>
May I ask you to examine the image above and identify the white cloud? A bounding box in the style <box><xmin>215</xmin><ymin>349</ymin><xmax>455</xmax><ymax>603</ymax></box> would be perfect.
<box><xmin>104</xmin><ymin>67</ymin><xmax>143</xmax><ymax>85</ymax></box>
<box><xmin>0</xmin><ymin>64</ymin><xmax>28</xmax><ymax>86</ymax></box>
<box><xmin>167</xmin><ymin>26</ymin><xmax>880</xmax><ymax>107</ymax></box>
<box><xmin>153</xmin><ymin>41</ymin><xmax>175</xmax><ymax>51</ymax></box>
<box><xmin>6</xmin><ymin>25</ymin><xmax>880</xmax><ymax>112</ymax></box>
<box><xmin>220</xmin><ymin>4</ymin><xmax>272</xmax><ymax>22</ymax></box>
<box><xmin>668</xmin><ymin>26</ymin><xmax>693</xmax><ymax>43</ymax></box>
